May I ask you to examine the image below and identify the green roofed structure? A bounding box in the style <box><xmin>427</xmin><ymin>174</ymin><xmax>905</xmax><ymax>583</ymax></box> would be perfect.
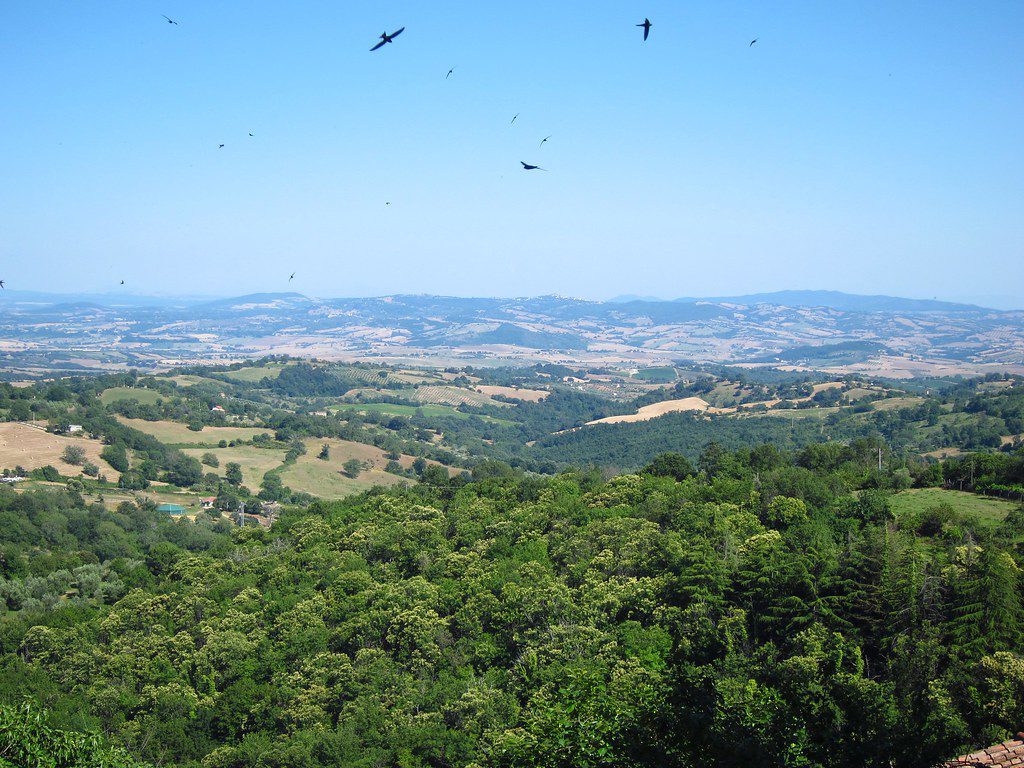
<box><xmin>157</xmin><ymin>503</ymin><xmax>187</xmax><ymax>515</ymax></box>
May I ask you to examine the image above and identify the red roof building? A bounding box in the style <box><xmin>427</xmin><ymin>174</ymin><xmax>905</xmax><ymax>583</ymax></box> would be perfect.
<box><xmin>941</xmin><ymin>734</ymin><xmax>1024</xmax><ymax>767</ymax></box>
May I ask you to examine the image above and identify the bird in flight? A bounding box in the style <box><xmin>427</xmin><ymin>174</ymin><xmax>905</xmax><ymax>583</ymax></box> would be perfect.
<box><xmin>539</xmin><ymin>136</ymin><xmax>551</xmax><ymax>148</ymax></box>
<box><xmin>218</xmin><ymin>144</ymin><xmax>225</xmax><ymax>148</ymax></box>
<box><xmin>749</xmin><ymin>38</ymin><xmax>758</xmax><ymax>46</ymax></box>
<box><xmin>249</xmin><ymin>132</ymin><xmax>254</xmax><ymax>137</ymax></box>
<box><xmin>120</xmin><ymin>280</ymin><xmax>125</xmax><ymax>285</ymax></box>
<box><xmin>0</xmin><ymin>280</ymin><xmax>5</xmax><ymax>289</ymax></box>
<box><xmin>637</xmin><ymin>18</ymin><xmax>652</xmax><ymax>41</ymax></box>
<box><xmin>446</xmin><ymin>68</ymin><xmax>455</xmax><ymax>79</ymax></box>
<box><xmin>370</xmin><ymin>27</ymin><xmax>405</xmax><ymax>51</ymax></box>
<box><xmin>289</xmin><ymin>272</ymin><xmax>295</xmax><ymax>282</ymax></box>
<box><xmin>521</xmin><ymin>161</ymin><xmax>546</xmax><ymax>171</ymax></box>
<box><xmin>161</xmin><ymin>15</ymin><xmax>178</xmax><ymax>25</ymax></box>
<box><xmin>510</xmin><ymin>113</ymin><xmax>519</xmax><ymax>124</ymax></box>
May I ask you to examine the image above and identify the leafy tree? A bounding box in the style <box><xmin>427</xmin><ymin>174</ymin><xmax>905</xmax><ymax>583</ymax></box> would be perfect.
<box><xmin>100</xmin><ymin>443</ymin><xmax>129</xmax><ymax>474</ymax></box>
<box><xmin>642</xmin><ymin>452</ymin><xmax>695</xmax><ymax>481</ymax></box>
<box><xmin>60</xmin><ymin>445</ymin><xmax>87</xmax><ymax>466</ymax></box>
<box><xmin>224</xmin><ymin>462</ymin><xmax>243</xmax><ymax>486</ymax></box>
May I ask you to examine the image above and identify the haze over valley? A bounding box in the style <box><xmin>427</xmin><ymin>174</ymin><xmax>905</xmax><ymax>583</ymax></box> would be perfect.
<box><xmin>4</xmin><ymin>289</ymin><xmax>1024</xmax><ymax>379</ymax></box>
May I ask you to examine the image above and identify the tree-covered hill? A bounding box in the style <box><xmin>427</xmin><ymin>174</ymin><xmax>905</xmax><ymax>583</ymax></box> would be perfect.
<box><xmin>2</xmin><ymin>443</ymin><xmax>1023</xmax><ymax>767</ymax></box>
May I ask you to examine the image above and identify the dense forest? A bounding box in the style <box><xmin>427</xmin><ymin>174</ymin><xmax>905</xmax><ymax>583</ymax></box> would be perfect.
<box><xmin>2</xmin><ymin>441</ymin><xmax>1023</xmax><ymax>767</ymax></box>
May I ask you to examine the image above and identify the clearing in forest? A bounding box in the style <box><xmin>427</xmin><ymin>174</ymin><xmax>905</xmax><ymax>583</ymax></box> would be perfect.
<box><xmin>99</xmin><ymin>387</ymin><xmax>162</xmax><ymax>406</ymax></box>
<box><xmin>182</xmin><ymin>445</ymin><xmax>287</xmax><ymax>490</ymax></box>
<box><xmin>890</xmin><ymin>487</ymin><xmax>1018</xmax><ymax>529</ymax></box>
<box><xmin>116</xmin><ymin>417</ymin><xmax>268</xmax><ymax>446</ymax></box>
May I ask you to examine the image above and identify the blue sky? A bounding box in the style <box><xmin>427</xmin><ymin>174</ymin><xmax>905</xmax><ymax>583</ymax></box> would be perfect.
<box><xmin>1</xmin><ymin>2</ymin><xmax>1022</xmax><ymax>305</ymax></box>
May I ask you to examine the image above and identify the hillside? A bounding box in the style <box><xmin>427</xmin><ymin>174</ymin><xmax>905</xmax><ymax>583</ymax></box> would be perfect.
<box><xmin>4</xmin><ymin>359</ymin><xmax>1024</xmax><ymax>512</ymax></box>
<box><xmin>2</xmin><ymin>450</ymin><xmax>1023</xmax><ymax>766</ymax></box>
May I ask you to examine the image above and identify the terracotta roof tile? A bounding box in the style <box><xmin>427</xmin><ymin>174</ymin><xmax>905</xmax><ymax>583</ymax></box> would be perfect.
<box><xmin>941</xmin><ymin>734</ymin><xmax>1024</xmax><ymax>767</ymax></box>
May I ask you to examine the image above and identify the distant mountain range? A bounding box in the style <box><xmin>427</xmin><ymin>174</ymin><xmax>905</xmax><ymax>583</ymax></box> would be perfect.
<box><xmin>609</xmin><ymin>290</ymin><xmax>988</xmax><ymax>313</ymax></box>
<box><xmin>0</xmin><ymin>289</ymin><xmax>1021</xmax><ymax>377</ymax></box>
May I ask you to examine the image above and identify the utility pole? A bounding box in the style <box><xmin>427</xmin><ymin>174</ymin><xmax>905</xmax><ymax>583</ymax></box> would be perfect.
<box><xmin>239</xmin><ymin>501</ymin><xmax>245</xmax><ymax>527</ymax></box>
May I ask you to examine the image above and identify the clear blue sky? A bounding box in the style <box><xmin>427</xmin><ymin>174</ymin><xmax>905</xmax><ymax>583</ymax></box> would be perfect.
<box><xmin>1</xmin><ymin>2</ymin><xmax>1022</xmax><ymax>305</ymax></box>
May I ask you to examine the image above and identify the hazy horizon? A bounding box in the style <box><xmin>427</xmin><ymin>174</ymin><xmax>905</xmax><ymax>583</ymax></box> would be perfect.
<box><xmin>3</xmin><ymin>285</ymin><xmax>1021</xmax><ymax>311</ymax></box>
<box><xmin>2</xmin><ymin>2</ymin><xmax>1022</xmax><ymax>304</ymax></box>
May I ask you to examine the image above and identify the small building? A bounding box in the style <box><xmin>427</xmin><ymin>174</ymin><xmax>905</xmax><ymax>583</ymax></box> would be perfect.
<box><xmin>199</xmin><ymin>496</ymin><xmax>216</xmax><ymax>510</ymax></box>
<box><xmin>0</xmin><ymin>476</ymin><xmax>26</xmax><ymax>485</ymax></box>
<box><xmin>210</xmin><ymin>405</ymin><xmax>226</xmax><ymax>414</ymax></box>
<box><xmin>157</xmin><ymin>503</ymin><xmax>187</xmax><ymax>515</ymax></box>
<box><xmin>67</xmin><ymin>424</ymin><xmax>83</xmax><ymax>433</ymax></box>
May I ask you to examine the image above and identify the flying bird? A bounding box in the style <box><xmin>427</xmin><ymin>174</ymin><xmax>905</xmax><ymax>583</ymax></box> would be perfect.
<box><xmin>120</xmin><ymin>280</ymin><xmax>125</xmax><ymax>285</ymax></box>
<box><xmin>370</xmin><ymin>27</ymin><xmax>405</xmax><ymax>51</ymax></box>
<box><xmin>218</xmin><ymin>144</ymin><xmax>225</xmax><ymax>148</ymax></box>
<box><xmin>539</xmin><ymin>135</ymin><xmax>550</xmax><ymax>148</ymax></box>
<box><xmin>446</xmin><ymin>68</ymin><xmax>455</xmax><ymax>79</ymax></box>
<box><xmin>249</xmin><ymin>132</ymin><xmax>254</xmax><ymax>137</ymax></box>
<box><xmin>749</xmin><ymin>38</ymin><xmax>758</xmax><ymax>46</ymax></box>
<box><xmin>510</xmin><ymin>113</ymin><xmax>519</xmax><ymax>124</ymax></box>
<box><xmin>289</xmin><ymin>272</ymin><xmax>295</xmax><ymax>282</ymax></box>
<box><xmin>161</xmin><ymin>15</ymin><xmax>178</xmax><ymax>25</ymax></box>
<box><xmin>0</xmin><ymin>280</ymin><xmax>5</xmax><ymax>289</ymax></box>
<box><xmin>521</xmin><ymin>161</ymin><xmax>546</xmax><ymax>171</ymax></box>
<box><xmin>637</xmin><ymin>18</ymin><xmax>652</xmax><ymax>41</ymax></box>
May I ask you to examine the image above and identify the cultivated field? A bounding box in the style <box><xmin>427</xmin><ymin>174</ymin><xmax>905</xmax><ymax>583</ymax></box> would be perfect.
<box><xmin>219</xmin><ymin>364</ymin><xmax>287</xmax><ymax>382</ymax></box>
<box><xmin>0</xmin><ymin>423</ymin><xmax>121</xmax><ymax>478</ymax></box>
<box><xmin>116</xmin><ymin>417</ymin><xmax>269</xmax><ymax>446</ymax></box>
<box><xmin>335</xmin><ymin>402</ymin><xmax>468</xmax><ymax>420</ymax></box>
<box><xmin>871</xmin><ymin>396</ymin><xmax>927</xmax><ymax>412</ymax></box>
<box><xmin>159</xmin><ymin>375</ymin><xmax>224</xmax><ymax>388</ymax></box>
<box><xmin>413</xmin><ymin>386</ymin><xmax>509</xmax><ymax>408</ymax></box>
<box><xmin>99</xmin><ymin>387</ymin><xmax>162</xmax><ymax>405</ymax></box>
<box><xmin>587</xmin><ymin>397</ymin><xmax>712</xmax><ymax>425</ymax></box>
<box><xmin>476</xmin><ymin>385</ymin><xmax>548</xmax><ymax>402</ymax></box>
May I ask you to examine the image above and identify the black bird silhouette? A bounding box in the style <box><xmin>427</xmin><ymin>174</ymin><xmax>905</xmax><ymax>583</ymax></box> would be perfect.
<box><xmin>218</xmin><ymin>144</ymin><xmax>225</xmax><ymax>148</ymax></box>
<box><xmin>510</xmin><ymin>113</ymin><xmax>519</xmax><ymax>124</ymax></box>
<box><xmin>289</xmin><ymin>272</ymin><xmax>295</xmax><ymax>282</ymax></box>
<box><xmin>120</xmin><ymin>280</ymin><xmax>125</xmax><ymax>285</ymax></box>
<box><xmin>521</xmin><ymin>161</ymin><xmax>546</xmax><ymax>171</ymax></box>
<box><xmin>446</xmin><ymin>68</ymin><xmax>455</xmax><ymax>79</ymax></box>
<box><xmin>0</xmin><ymin>280</ymin><xmax>5</xmax><ymax>289</ymax></box>
<box><xmin>749</xmin><ymin>38</ymin><xmax>758</xmax><ymax>46</ymax></box>
<box><xmin>370</xmin><ymin>27</ymin><xmax>405</xmax><ymax>51</ymax></box>
<box><xmin>637</xmin><ymin>18</ymin><xmax>652</xmax><ymax>41</ymax></box>
<box><xmin>161</xmin><ymin>15</ymin><xmax>178</xmax><ymax>25</ymax></box>
<box><xmin>539</xmin><ymin>136</ymin><xmax>551</xmax><ymax>148</ymax></box>
<box><xmin>248</xmin><ymin>132</ymin><xmax>254</xmax><ymax>137</ymax></box>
